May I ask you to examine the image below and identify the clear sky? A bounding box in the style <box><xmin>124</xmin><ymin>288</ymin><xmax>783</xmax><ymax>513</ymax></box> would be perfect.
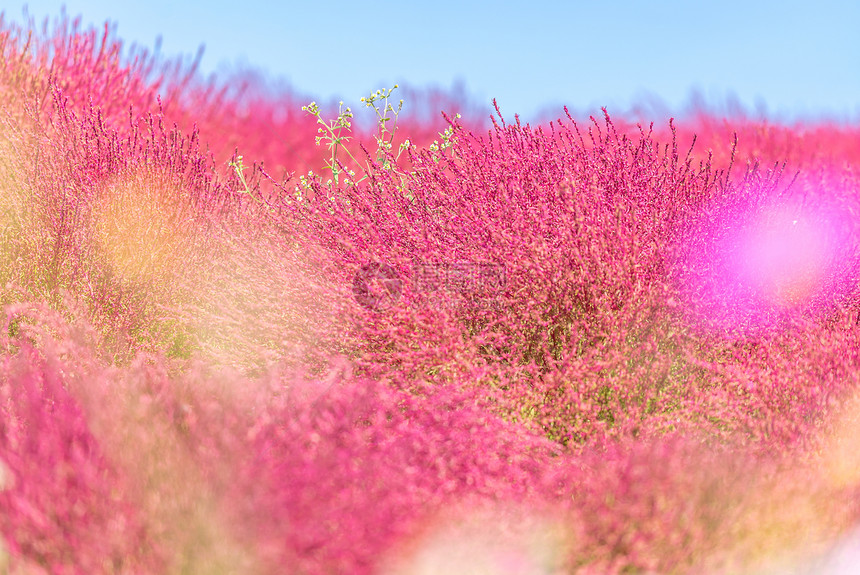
<box><xmin>5</xmin><ymin>0</ymin><xmax>860</xmax><ymax>123</ymax></box>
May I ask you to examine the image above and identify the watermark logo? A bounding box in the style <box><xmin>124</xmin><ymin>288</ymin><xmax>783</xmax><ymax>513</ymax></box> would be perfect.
<box><xmin>352</xmin><ymin>259</ymin><xmax>506</xmax><ymax>312</ymax></box>
<box><xmin>352</xmin><ymin>262</ymin><xmax>403</xmax><ymax>311</ymax></box>
<box><xmin>412</xmin><ymin>260</ymin><xmax>506</xmax><ymax>297</ymax></box>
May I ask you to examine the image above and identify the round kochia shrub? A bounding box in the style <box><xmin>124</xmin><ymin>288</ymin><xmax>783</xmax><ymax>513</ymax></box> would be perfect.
<box><xmin>285</xmin><ymin>106</ymin><xmax>860</xmax><ymax>454</ymax></box>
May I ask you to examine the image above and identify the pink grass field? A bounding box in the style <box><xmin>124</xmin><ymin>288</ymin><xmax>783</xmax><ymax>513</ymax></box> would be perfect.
<box><xmin>2</xmin><ymin>13</ymin><xmax>860</xmax><ymax>575</ymax></box>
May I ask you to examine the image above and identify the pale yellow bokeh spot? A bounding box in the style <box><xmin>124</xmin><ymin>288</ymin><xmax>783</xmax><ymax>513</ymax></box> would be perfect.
<box><xmin>817</xmin><ymin>388</ymin><xmax>860</xmax><ymax>490</ymax></box>
<box><xmin>93</xmin><ymin>169</ymin><xmax>194</xmax><ymax>287</ymax></box>
<box><xmin>382</xmin><ymin>506</ymin><xmax>570</xmax><ymax>575</ymax></box>
<box><xmin>0</xmin><ymin>458</ymin><xmax>11</xmax><ymax>492</ymax></box>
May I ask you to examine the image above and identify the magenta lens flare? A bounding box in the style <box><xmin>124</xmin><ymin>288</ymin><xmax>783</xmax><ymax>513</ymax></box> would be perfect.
<box><xmin>680</xmin><ymin>189</ymin><xmax>858</xmax><ymax>336</ymax></box>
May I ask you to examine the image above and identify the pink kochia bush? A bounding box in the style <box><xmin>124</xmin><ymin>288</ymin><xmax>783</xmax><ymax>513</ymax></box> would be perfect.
<box><xmin>0</xmin><ymin>303</ymin><xmax>159</xmax><ymax>573</ymax></box>
<box><xmin>2</xmin><ymin>12</ymin><xmax>860</xmax><ymax>575</ymax></box>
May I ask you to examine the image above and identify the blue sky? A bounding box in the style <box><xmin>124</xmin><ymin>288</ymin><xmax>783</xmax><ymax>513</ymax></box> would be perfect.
<box><xmin>6</xmin><ymin>0</ymin><xmax>860</xmax><ymax>123</ymax></box>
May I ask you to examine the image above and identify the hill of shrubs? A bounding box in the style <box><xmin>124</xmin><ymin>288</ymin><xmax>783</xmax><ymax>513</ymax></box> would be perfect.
<box><xmin>1</xmin><ymin>13</ymin><xmax>860</xmax><ymax>575</ymax></box>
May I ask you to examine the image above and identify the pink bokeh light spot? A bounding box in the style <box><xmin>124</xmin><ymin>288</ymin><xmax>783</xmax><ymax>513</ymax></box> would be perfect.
<box><xmin>681</xmin><ymin>192</ymin><xmax>857</xmax><ymax>335</ymax></box>
<box><xmin>734</xmin><ymin>208</ymin><xmax>827</xmax><ymax>309</ymax></box>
